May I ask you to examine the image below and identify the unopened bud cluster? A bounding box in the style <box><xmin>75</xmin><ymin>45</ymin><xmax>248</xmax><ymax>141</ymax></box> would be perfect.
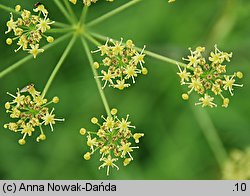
<box><xmin>4</xmin><ymin>84</ymin><xmax>64</xmax><ymax>145</ymax></box>
<box><xmin>177</xmin><ymin>45</ymin><xmax>243</xmax><ymax>108</ymax></box>
<box><xmin>80</xmin><ymin>108</ymin><xmax>144</xmax><ymax>175</ymax></box>
<box><xmin>5</xmin><ymin>4</ymin><xmax>55</xmax><ymax>58</ymax></box>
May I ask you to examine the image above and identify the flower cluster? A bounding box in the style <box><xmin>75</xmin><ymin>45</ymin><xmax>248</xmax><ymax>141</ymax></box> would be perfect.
<box><xmin>222</xmin><ymin>148</ymin><xmax>250</xmax><ymax>180</ymax></box>
<box><xmin>177</xmin><ymin>45</ymin><xmax>243</xmax><ymax>108</ymax></box>
<box><xmin>69</xmin><ymin>0</ymin><xmax>115</xmax><ymax>6</ymax></box>
<box><xmin>92</xmin><ymin>38</ymin><xmax>148</xmax><ymax>90</ymax></box>
<box><xmin>4</xmin><ymin>84</ymin><xmax>64</xmax><ymax>145</ymax></box>
<box><xmin>80</xmin><ymin>108</ymin><xmax>144</xmax><ymax>175</ymax></box>
<box><xmin>5</xmin><ymin>4</ymin><xmax>55</xmax><ymax>58</ymax></box>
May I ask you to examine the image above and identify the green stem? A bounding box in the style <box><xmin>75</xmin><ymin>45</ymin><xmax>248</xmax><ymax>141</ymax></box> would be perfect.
<box><xmin>84</xmin><ymin>32</ymin><xmax>101</xmax><ymax>45</ymax></box>
<box><xmin>42</xmin><ymin>35</ymin><xmax>77</xmax><ymax>97</ymax></box>
<box><xmin>87</xmin><ymin>0</ymin><xmax>141</xmax><ymax>27</ymax></box>
<box><xmin>53</xmin><ymin>0</ymin><xmax>75</xmax><ymax>24</ymax></box>
<box><xmin>0</xmin><ymin>4</ymin><xmax>19</xmax><ymax>14</ymax></box>
<box><xmin>63</xmin><ymin>0</ymin><xmax>78</xmax><ymax>23</ymax></box>
<box><xmin>47</xmin><ymin>27</ymin><xmax>74</xmax><ymax>34</ymax></box>
<box><xmin>53</xmin><ymin>21</ymin><xmax>71</xmax><ymax>28</ymax></box>
<box><xmin>206</xmin><ymin>0</ymin><xmax>238</xmax><ymax>50</ymax></box>
<box><xmin>195</xmin><ymin>0</ymin><xmax>233</xmax><ymax>174</ymax></box>
<box><xmin>89</xmin><ymin>32</ymin><xmax>191</xmax><ymax>70</ymax></box>
<box><xmin>81</xmin><ymin>37</ymin><xmax>111</xmax><ymax>117</ymax></box>
<box><xmin>142</xmin><ymin>48</ymin><xmax>189</xmax><ymax>69</ymax></box>
<box><xmin>191</xmin><ymin>106</ymin><xmax>228</xmax><ymax>170</ymax></box>
<box><xmin>0</xmin><ymin>33</ymin><xmax>72</xmax><ymax>79</ymax></box>
<box><xmin>80</xmin><ymin>6</ymin><xmax>89</xmax><ymax>24</ymax></box>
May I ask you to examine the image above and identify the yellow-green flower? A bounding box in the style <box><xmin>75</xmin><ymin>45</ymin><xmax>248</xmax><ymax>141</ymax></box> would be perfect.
<box><xmin>5</xmin><ymin>4</ymin><xmax>54</xmax><ymax>58</ymax></box>
<box><xmin>92</xmin><ymin>38</ymin><xmax>148</xmax><ymax>90</ymax></box>
<box><xmin>177</xmin><ymin>45</ymin><xmax>243</xmax><ymax>108</ymax></box>
<box><xmin>4</xmin><ymin>84</ymin><xmax>64</xmax><ymax>145</ymax></box>
<box><xmin>80</xmin><ymin>108</ymin><xmax>144</xmax><ymax>175</ymax></box>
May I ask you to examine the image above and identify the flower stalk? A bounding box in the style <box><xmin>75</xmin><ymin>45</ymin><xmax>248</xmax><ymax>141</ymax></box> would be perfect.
<box><xmin>192</xmin><ymin>106</ymin><xmax>228</xmax><ymax>170</ymax></box>
<box><xmin>53</xmin><ymin>0</ymin><xmax>76</xmax><ymax>24</ymax></box>
<box><xmin>81</xmin><ymin>37</ymin><xmax>111</xmax><ymax>117</ymax></box>
<box><xmin>0</xmin><ymin>33</ymin><xmax>72</xmax><ymax>79</ymax></box>
<box><xmin>87</xmin><ymin>0</ymin><xmax>141</xmax><ymax>27</ymax></box>
<box><xmin>42</xmin><ymin>35</ymin><xmax>77</xmax><ymax>97</ymax></box>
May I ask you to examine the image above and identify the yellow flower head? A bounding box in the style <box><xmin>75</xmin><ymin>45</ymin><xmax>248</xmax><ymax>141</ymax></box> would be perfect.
<box><xmin>5</xmin><ymin>4</ymin><xmax>54</xmax><ymax>58</ymax></box>
<box><xmin>80</xmin><ymin>108</ymin><xmax>144</xmax><ymax>175</ymax></box>
<box><xmin>178</xmin><ymin>45</ymin><xmax>243</xmax><ymax>108</ymax></box>
<box><xmin>4</xmin><ymin>84</ymin><xmax>64</xmax><ymax>145</ymax></box>
<box><xmin>92</xmin><ymin>38</ymin><xmax>148</xmax><ymax>90</ymax></box>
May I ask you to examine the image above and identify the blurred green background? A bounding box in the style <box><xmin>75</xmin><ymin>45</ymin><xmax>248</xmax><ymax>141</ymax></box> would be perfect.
<box><xmin>0</xmin><ymin>0</ymin><xmax>249</xmax><ymax>179</ymax></box>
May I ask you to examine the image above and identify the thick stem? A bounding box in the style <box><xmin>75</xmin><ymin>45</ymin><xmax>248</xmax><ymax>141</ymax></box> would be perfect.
<box><xmin>81</xmin><ymin>37</ymin><xmax>111</xmax><ymax>117</ymax></box>
<box><xmin>42</xmin><ymin>35</ymin><xmax>77</xmax><ymax>97</ymax></box>
<box><xmin>53</xmin><ymin>0</ymin><xmax>75</xmax><ymax>24</ymax></box>
<box><xmin>0</xmin><ymin>33</ymin><xmax>72</xmax><ymax>79</ymax></box>
<box><xmin>191</xmin><ymin>106</ymin><xmax>228</xmax><ymax>170</ymax></box>
<box><xmin>87</xmin><ymin>0</ymin><xmax>141</xmax><ymax>27</ymax></box>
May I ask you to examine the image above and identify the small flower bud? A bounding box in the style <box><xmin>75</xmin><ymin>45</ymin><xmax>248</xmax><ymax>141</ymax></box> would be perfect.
<box><xmin>15</xmin><ymin>5</ymin><xmax>21</xmax><ymax>12</ymax></box>
<box><xmin>182</xmin><ymin>93</ymin><xmax>189</xmax><ymax>100</ymax></box>
<box><xmin>93</xmin><ymin>62</ymin><xmax>100</xmax><ymax>69</ymax></box>
<box><xmin>126</xmin><ymin>40</ymin><xmax>134</xmax><ymax>48</ymax></box>
<box><xmin>69</xmin><ymin>0</ymin><xmax>77</xmax><ymax>4</ymax></box>
<box><xmin>39</xmin><ymin>134</ymin><xmax>46</xmax><ymax>140</ymax></box>
<box><xmin>133</xmin><ymin>133</ymin><xmax>144</xmax><ymax>143</ymax></box>
<box><xmin>111</xmin><ymin>108</ymin><xmax>118</xmax><ymax>115</ymax></box>
<box><xmin>18</xmin><ymin>139</ymin><xmax>26</xmax><ymax>145</ymax></box>
<box><xmin>6</xmin><ymin>38</ymin><xmax>13</xmax><ymax>45</ymax></box>
<box><xmin>142</xmin><ymin>67</ymin><xmax>148</xmax><ymax>75</ymax></box>
<box><xmin>222</xmin><ymin>98</ymin><xmax>230</xmax><ymax>108</ymax></box>
<box><xmin>5</xmin><ymin>102</ymin><xmax>11</xmax><ymax>109</ymax></box>
<box><xmin>80</xmin><ymin>128</ymin><xmax>86</xmax><ymax>135</ymax></box>
<box><xmin>52</xmin><ymin>96</ymin><xmax>59</xmax><ymax>103</ymax></box>
<box><xmin>84</xmin><ymin>152</ymin><xmax>91</xmax><ymax>160</ymax></box>
<box><xmin>123</xmin><ymin>158</ymin><xmax>132</xmax><ymax>166</ymax></box>
<box><xmin>47</xmin><ymin>36</ymin><xmax>54</xmax><ymax>43</ymax></box>
<box><xmin>91</xmin><ymin>117</ymin><xmax>98</xmax><ymax>124</ymax></box>
<box><xmin>36</xmin><ymin>134</ymin><xmax>46</xmax><ymax>142</ymax></box>
<box><xmin>236</xmin><ymin>72</ymin><xmax>243</xmax><ymax>79</ymax></box>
